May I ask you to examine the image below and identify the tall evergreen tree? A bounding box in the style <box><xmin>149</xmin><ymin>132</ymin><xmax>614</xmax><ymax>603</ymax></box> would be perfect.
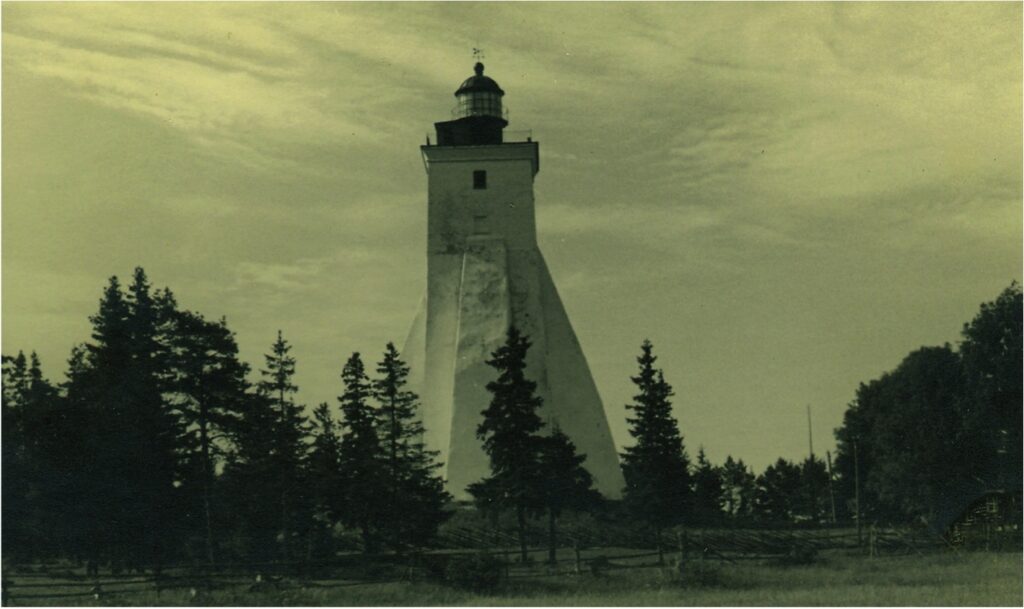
<box><xmin>620</xmin><ymin>340</ymin><xmax>691</xmax><ymax>560</ymax></box>
<box><xmin>167</xmin><ymin>310</ymin><xmax>251</xmax><ymax>564</ymax></box>
<box><xmin>538</xmin><ymin>426</ymin><xmax>602</xmax><ymax>564</ymax></box>
<box><xmin>256</xmin><ymin>330</ymin><xmax>310</xmax><ymax>561</ymax></box>
<box><xmin>63</xmin><ymin>270</ymin><xmax>183</xmax><ymax>569</ymax></box>
<box><xmin>468</xmin><ymin>326</ymin><xmax>546</xmax><ymax>563</ymax></box>
<box><xmin>337</xmin><ymin>352</ymin><xmax>384</xmax><ymax>553</ymax></box>
<box><xmin>372</xmin><ymin>343</ymin><xmax>451</xmax><ymax>550</ymax></box>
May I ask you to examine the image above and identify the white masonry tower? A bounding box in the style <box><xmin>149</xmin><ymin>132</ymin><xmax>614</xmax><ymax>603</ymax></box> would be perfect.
<box><xmin>404</xmin><ymin>62</ymin><xmax>625</xmax><ymax>500</ymax></box>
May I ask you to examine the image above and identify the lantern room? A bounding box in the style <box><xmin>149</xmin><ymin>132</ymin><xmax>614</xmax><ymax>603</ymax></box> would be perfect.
<box><xmin>433</xmin><ymin>63</ymin><xmax>509</xmax><ymax>146</ymax></box>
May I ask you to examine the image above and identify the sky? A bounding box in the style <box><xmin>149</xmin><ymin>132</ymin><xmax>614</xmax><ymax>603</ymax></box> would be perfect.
<box><xmin>2</xmin><ymin>2</ymin><xmax>1021</xmax><ymax>473</ymax></box>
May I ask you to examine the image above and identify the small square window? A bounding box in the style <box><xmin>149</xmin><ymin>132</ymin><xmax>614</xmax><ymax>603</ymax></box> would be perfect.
<box><xmin>473</xmin><ymin>170</ymin><xmax>487</xmax><ymax>190</ymax></box>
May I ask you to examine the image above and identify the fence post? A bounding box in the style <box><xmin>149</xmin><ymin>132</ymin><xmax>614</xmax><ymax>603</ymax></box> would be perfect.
<box><xmin>676</xmin><ymin>531</ymin><xmax>685</xmax><ymax>574</ymax></box>
<box><xmin>869</xmin><ymin>525</ymin><xmax>877</xmax><ymax>557</ymax></box>
<box><xmin>657</xmin><ymin>529</ymin><xmax>665</xmax><ymax>566</ymax></box>
<box><xmin>574</xmin><ymin>542</ymin><xmax>582</xmax><ymax>575</ymax></box>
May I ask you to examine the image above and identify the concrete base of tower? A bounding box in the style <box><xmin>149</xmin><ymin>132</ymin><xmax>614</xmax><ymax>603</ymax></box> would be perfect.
<box><xmin>403</xmin><ymin>238</ymin><xmax>625</xmax><ymax>500</ymax></box>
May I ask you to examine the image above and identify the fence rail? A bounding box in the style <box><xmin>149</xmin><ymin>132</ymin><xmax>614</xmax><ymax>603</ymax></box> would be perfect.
<box><xmin>1</xmin><ymin>525</ymin><xmax>967</xmax><ymax>604</ymax></box>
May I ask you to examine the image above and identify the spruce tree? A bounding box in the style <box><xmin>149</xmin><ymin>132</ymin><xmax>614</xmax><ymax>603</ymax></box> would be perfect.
<box><xmin>64</xmin><ymin>270</ymin><xmax>182</xmax><ymax>569</ymax></box>
<box><xmin>538</xmin><ymin>426</ymin><xmax>602</xmax><ymax>564</ymax></box>
<box><xmin>620</xmin><ymin>340</ymin><xmax>691</xmax><ymax>562</ymax></box>
<box><xmin>468</xmin><ymin>326</ymin><xmax>546</xmax><ymax>563</ymax></box>
<box><xmin>372</xmin><ymin>343</ymin><xmax>451</xmax><ymax>550</ymax></box>
<box><xmin>692</xmin><ymin>447</ymin><xmax>724</xmax><ymax>526</ymax></box>
<box><xmin>256</xmin><ymin>330</ymin><xmax>310</xmax><ymax>561</ymax></box>
<box><xmin>337</xmin><ymin>352</ymin><xmax>384</xmax><ymax>553</ymax></box>
<box><xmin>306</xmin><ymin>402</ymin><xmax>344</xmax><ymax>553</ymax></box>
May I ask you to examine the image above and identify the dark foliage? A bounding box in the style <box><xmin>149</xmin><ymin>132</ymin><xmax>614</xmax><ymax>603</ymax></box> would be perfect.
<box><xmin>833</xmin><ymin>283</ymin><xmax>1022</xmax><ymax>526</ymax></box>
<box><xmin>692</xmin><ymin>447</ymin><xmax>725</xmax><ymax>526</ymax></box>
<box><xmin>372</xmin><ymin>343</ymin><xmax>452</xmax><ymax>550</ymax></box>
<box><xmin>468</xmin><ymin>326</ymin><xmax>547</xmax><ymax>563</ymax></box>
<box><xmin>337</xmin><ymin>352</ymin><xmax>385</xmax><ymax>553</ymax></box>
<box><xmin>442</xmin><ymin>552</ymin><xmax>505</xmax><ymax>591</ymax></box>
<box><xmin>620</xmin><ymin>340</ymin><xmax>692</xmax><ymax>536</ymax></box>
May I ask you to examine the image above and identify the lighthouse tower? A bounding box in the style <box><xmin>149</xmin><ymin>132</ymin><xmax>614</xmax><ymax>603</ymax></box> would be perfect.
<box><xmin>403</xmin><ymin>63</ymin><xmax>624</xmax><ymax>499</ymax></box>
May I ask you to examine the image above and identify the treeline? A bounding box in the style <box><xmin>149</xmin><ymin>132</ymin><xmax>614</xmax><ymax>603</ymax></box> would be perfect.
<box><xmin>831</xmin><ymin>283</ymin><xmax>1022</xmax><ymax>527</ymax></box>
<box><xmin>2</xmin><ymin>270</ymin><xmax>1020</xmax><ymax>570</ymax></box>
<box><xmin>1</xmin><ymin>268</ymin><xmax>449</xmax><ymax>569</ymax></box>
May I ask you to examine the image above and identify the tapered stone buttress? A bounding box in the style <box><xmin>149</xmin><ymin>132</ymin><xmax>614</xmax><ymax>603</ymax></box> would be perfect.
<box><xmin>403</xmin><ymin>63</ymin><xmax>624</xmax><ymax>500</ymax></box>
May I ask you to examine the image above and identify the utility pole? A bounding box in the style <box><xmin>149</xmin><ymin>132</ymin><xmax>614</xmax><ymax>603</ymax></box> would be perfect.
<box><xmin>806</xmin><ymin>404</ymin><xmax>814</xmax><ymax>458</ymax></box>
<box><xmin>825</xmin><ymin>450</ymin><xmax>838</xmax><ymax>524</ymax></box>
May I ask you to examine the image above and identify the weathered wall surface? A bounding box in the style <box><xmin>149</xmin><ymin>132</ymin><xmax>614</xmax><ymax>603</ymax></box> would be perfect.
<box><xmin>404</xmin><ymin>141</ymin><xmax>625</xmax><ymax>501</ymax></box>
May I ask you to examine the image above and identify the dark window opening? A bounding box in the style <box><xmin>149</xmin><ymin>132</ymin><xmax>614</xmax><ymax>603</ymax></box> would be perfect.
<box><xmin>473</xmin><ymin>170</ymin><xmax>487</xmax><ymax>190</ymax></box>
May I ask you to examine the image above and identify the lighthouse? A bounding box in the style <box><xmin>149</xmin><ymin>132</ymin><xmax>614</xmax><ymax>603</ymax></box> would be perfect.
<box><xmin>403</xmin><ymin>62</ymin><xmax>625</xmax><ymax>499</ymax></box>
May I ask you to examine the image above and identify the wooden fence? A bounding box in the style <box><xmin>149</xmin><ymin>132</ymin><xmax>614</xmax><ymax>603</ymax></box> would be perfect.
<box><xmin>0</xmin><ymin>525</ymin><xmax>957</xmax><ymax>605</ymax></box>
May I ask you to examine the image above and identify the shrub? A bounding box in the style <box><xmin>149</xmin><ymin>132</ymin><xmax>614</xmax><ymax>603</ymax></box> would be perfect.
<box><xmin>442</xmin><ymin>552</ymin><xmax>505</xmax><ymax>592</ymax></box>
<box><xmin>773</xmin><ymin>544</ymin><xmax>819</xmax><ymax>567</ymax></box>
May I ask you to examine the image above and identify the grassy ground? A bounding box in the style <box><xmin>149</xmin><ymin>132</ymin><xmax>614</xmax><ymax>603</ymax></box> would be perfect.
<box><xmin>7</xmin><ymin>550</ymin><xmax>1021</xmax><ymax>606</ymax></box>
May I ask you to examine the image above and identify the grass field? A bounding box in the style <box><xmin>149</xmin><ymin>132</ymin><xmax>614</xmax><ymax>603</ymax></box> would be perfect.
<box><xmin>7</xmin><ymin>550</ymin><xmax>1021</xmax><ymax>606</ymax></box>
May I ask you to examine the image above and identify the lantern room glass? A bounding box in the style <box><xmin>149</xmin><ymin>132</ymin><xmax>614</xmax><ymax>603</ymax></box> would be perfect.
<box><xmin>457</xmin><ymin>92</ymin><xmax>502</xmax><ymax>119</ymax></box>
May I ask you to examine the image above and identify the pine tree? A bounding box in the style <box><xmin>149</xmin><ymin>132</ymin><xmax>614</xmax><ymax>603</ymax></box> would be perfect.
<box><xmin>256</xmin><ymin>330</ymin><xmax>310</xmax><ymax>561</ymax></box>
<box><xmin>538</xmin><ymin>426</ymin><xmax>602</xmax><ymax>564</ymax></box>
<box><xmin>620</xmin><ymin>340</ymin><xmax>691</xmax><ymax>562</ymax></box>
<box><xmin>167</xmin><ymin>310</ymin><xmax>251</xmax><ymax>564</ymax></box>
<box><xmin>372</xmin><ymin>343</ymin><xmax>451</xmax><ymax>550</ymax></box>
<box><xmin>468</xmin><ymin>326</ymin><xmax>546</xmax><ymax>563</ymax></box>
<box><xmin>692</xmin><ymin>447</ymin><xmax>724</xmax><ymax>526</ymax></box>
<box><xmin>337</xmin><ymin>352</ymin><xmax>384</xmax><ymax>553</ymax></box>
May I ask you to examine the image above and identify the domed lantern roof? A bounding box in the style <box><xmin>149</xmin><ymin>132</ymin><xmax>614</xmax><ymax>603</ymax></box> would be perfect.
<box><xmin>455</xmin><ymin>62</ymin><xmax>505</xmax><ymax>96</ymax></box>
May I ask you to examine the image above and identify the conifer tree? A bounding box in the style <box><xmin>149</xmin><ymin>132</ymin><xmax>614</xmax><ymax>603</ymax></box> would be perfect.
<box><xmin>2</xmin><ymin>352</ymin><xmax>35</xmax><ymax>560</ymax></box>
<box><xmin>692</xmin><ymin>447</ymin><xmax>725</xmax><ymax>526</ymax></box>
<box><xmin>620</xmin><ymin>340</ymin><xmax>691</xmax><ymax>561</ymax></box>
<box><xmin>337</xmin><ymin>352</ymin><xmax>384</xmax><ymax>553</ymax></box>
<box><xmin>538</xmin><ymin>426</ymin><xmax>602</xmax><ymax>564</ymax></box>
<box><xmin>720</xmin><ymin>455</ymin><xmax>756</xmax><ymax>522</ymax></box>
<box><xmin>372</xmin><ymin>343</ymin><xmax>451</xmax><ymax>550</ymax></box>
<box><xmin>754</xmin><ymin>458</ymin><xmax>802</xmax><ymax>523</ymax></box>
<box><xmin>64</xmin><ymin>270</ymin><xmax>182</xmax><ymax>569</ymax></box>
<box><xmin>468</xmin><ymin>326</ymin><xmax>546</xmax><ymax>563</ymax></box>
<box><xmin>219</xmin><ymin>390</ymin><xmax>281</xmax><ymax>561</ymax></box>
<box><xmin>306</xmin><ymin>402</ymin><xmax>345</xmax><ymax>552</ymax></box>
<box><xmin>167</xmin><ymin>310</ymin><xmax>251</xmax><ymax>564</ymax></box>
<box><xmin>256</xmin><ymin>330</ymin><xmax>310</xmax><ymax>561</ymax></box>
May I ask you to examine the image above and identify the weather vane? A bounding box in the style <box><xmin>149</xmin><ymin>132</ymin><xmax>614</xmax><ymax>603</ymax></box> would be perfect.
<box><xmin>472</xmin><ymin>47</ymin><xmax>485</xmax><ymax>62</ymax></box>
